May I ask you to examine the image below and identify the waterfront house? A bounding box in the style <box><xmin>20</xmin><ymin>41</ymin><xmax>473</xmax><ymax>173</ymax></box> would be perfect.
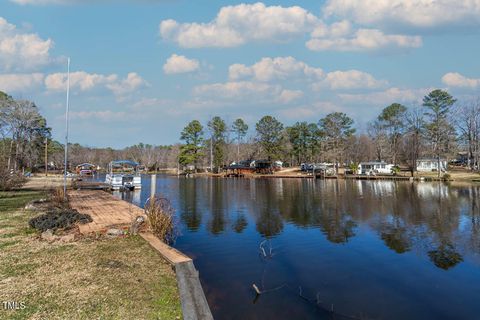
<box><xmin>416</xmin><ymin>158</ymin><xmax>447</xmax><ymax>172</ymax></box>
<box><xmin>225</xmin><ymin>163</ymin><xmax>255</xmax><ymax>176</ymax></box>
<box><xmin>357</xmin><ymin>161</ymin><xmax>394</xmax><ymax>175</ymax></box>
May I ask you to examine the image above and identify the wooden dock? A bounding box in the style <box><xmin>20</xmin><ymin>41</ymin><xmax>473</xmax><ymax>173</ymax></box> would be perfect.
<box><xmin>69</xmin><ymin>190</ymin><xmax>142</xmax><ymax>234</ymax></box>
<box><xmin>73</xmin><ymin>180</ymin><xmax>110</xmax><ymax>190</ymax></box>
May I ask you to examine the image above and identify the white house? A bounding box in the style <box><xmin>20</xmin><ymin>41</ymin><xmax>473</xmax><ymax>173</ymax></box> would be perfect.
<box><xmin>357</xmin><ymin>161</ymin><xmax>394</xmax><ymax>175</ymax></box>
<box><xmin>416</xmin><ymin>159</ymin><xmax>447</xmax><ymax>172</ymax></box>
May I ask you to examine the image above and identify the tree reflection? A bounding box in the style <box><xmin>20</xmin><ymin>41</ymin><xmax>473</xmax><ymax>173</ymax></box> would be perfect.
<box><xmin>179</xmin><ymin>178</ymin><xmax>202</xmax><ymax>231</ymax></box>
<box><xmin>380</xmin><ymin>226</ymin><xmax>411</xmax><ymax>254</ymax></box>
<box><xmin>208</xmin><ymin>179</ymin><xmax>227</xmax><ymax>235</ymax></box>
<box><xmin>428</xmin><ymin>243</ymin><xmax>463</xmax><ymax>270</ymax></box>
<box><xmin>232</xmin><ymin>213</ymin><xmax>248</xmax><ymax>233</ymax></box>
<box><xmin>320</xmin><ymin>215</ymin><xmax>357</xmax><ymax>244</ymax></box>
<box><xmin>254</xmin><ymin>181</ymin><xmax>284</xmax><ymax>238</ymax></box>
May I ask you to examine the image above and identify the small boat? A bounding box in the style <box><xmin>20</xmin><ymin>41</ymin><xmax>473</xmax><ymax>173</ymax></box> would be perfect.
<box><xmin>105</xmin><ymin>160</ymin><xmax>142</xmax><ymax>190</ymax></box>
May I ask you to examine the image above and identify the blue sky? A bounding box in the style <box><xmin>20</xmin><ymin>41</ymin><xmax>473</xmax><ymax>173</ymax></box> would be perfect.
<box><xmin>1</xmin><ymin>0</ymin><xmax>480</xmax><ymax>148</ymax></box>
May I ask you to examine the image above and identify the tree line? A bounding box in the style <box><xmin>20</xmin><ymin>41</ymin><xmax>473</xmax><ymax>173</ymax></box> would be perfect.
<box><xmin>179</xmin><ymin>89</ymin><xmax>480</xmax><ymax>174</ymax></box>
<box><xmin>0</xmin><ymin>91</ymin><xmax>51</xmax><ymax>173</ymax></box>
<box><xmin>1</xmin><ymin>89</ymin><xmax>479</xmax><ymax>174</ymax></box>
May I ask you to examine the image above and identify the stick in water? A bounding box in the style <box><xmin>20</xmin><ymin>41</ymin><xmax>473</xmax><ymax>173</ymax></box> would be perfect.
<box><xmin>252</xmin><ymin>284</ymin><xmax>261</xmax><ymax>295</ymax></box>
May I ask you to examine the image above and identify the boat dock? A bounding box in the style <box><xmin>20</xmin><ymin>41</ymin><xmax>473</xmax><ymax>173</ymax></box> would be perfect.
<box><xmin>73</xmin><ymin>179</ymin><xmax>110</xmax><ymax>190</ymax></box>
<box><xmin>69</xmin><ymin>190</ymin><xmax>213</xmax><ymax>320</ymax></box>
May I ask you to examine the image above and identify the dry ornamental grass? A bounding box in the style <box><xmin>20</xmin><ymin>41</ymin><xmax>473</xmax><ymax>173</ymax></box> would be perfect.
<box><xmin>144</xmin><ymin>196</ymin><xmax>177</xmax><ymax>244</ymax></box>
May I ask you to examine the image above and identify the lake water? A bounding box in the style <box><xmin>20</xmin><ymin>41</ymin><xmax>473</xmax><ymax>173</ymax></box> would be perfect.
<box><xmin>106</xmin><ymin>176</ymin><xmax>480</xmax><ymax>320</ymax></box>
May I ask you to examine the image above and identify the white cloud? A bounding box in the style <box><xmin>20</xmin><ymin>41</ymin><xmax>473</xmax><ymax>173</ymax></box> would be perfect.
<box><xmin>133</xmin><ymin>97</ymin><xmax>170</xmax><ymax>109</ymax></box>
<box><xmin>193</xmin><ymin>81</ymin><xmax>278</xmax><ymax>100</ymax></box>
<box><xmin>163</xmin><ymin>54</ymin><xmax>199</xmax><ymax>74</ymax></box>
<box><xmin>45</xmin><ymin>71</ymin><xmax>116</xmax><ymax>92</ymax></box>
<box><xmin>280</xmin><ymin>101</ymin><xmax>342</xmax><ymax>118</ymax></box>
<box><xmin>193</xmin><ymin>81</ymin><xmax>304</xmax><ymax>106</ymax></box>
<box><xmin>229</xmin><ymin>56</ymin><xmax>323</xmax><ymax>81</ymax></box>
<box><xmin>338</xmin><ymin>87</ymin><xmax>430</xmax><ymax>105</ymax></box>
<box><xmin>159</xmin><ymin>2</ymin><xmax>318</xmax><ymax>48</ymax></box>
<box><xmin>0</xmin><ymin>17</ymin><xmax>54</xmax><ymax>71</ymax></box>
<box><xmin>45</xmin><ymin>71</ymin><xmax>148</xmax><ymax>96</ymax></box>
<box><xmin>323</xmin><ymin>0</ymin><xmax>480</xmax><ymax>29</ymax></box>
<box><xmin>307</xmin><ymin>27</ymin><xmax>422</xmax><ymax>52</ymax></box>
<box><xmin>314</xmin><ymin>70</ymin><xmax>388</xmax><ymax>90</ymax></box>
<box><xmin>69</xmin><ymin>110</ymin><xmax>128</xmax><ymax>121</ymax></box>
<box><xmin>0</xmin><ymin>73</ymin><xmax>44</xmax><ymax>93</ymax></box>
<box><xmin>278</xmin><ymin>89</ymin><xmax>303</xmax><ymax>103</ymax></box>
<box><xmin>159</xmin><ymin>3</ymin><xmax>423</xmax><ymax>52</ymax></box>
<box><xmin>106</xmin><ymin>72</ymin><xmax>149</xmax><ymax>96</ymax></box>
<box><xmin>442</xmin><ymin>72</ymin><xmax>480</xmax><ymax>88</ymax></box>
<box><xmin>227</xmin><ymin>57</ymin><xmax>385</xmax><ymax>91</ymax></box>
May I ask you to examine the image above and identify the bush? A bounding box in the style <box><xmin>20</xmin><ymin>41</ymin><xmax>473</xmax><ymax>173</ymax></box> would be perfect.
<box><xmin>145</xmin><ymin>196</ymin><xmax>177</xmax><ymax>244</ymax></box>
<box><xmin>391</xmin><ymin>166</ymin><xmax>401</xmax><ymax>176</ymax></box>
<box><xmin>29</xmin><ymin>208</ymin><xmax>92</xmax><ymax>232</ymax></box>
<box><xmin>49</xmin><ymin>187</ymin><xmax>69</xmax><ymax>208</ymax></box>
<box><xmin>0</xmin><ymin>167</ymin><xmax>26</xmax><ymax>191</ymax></box>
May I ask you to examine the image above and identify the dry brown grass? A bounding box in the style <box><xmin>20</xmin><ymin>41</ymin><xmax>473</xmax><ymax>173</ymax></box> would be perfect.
<box><xmin>145</xmin><ymin>196</ymin><xmax>177</xmax><ymax>244</ymax></box>
<box><xmin>0</xmin><ymin>191</ymin><xmax>182</xmax><ymax>320</ymax></box>
<box><xmin>22</xmin><ymin>176</ymin><xmax>71</xmax><ymax>191</ymax></box>
<box><xmin>48</xmin><ymin>187</ymin><xmax>69</xmax><ymax>208</ymax></box>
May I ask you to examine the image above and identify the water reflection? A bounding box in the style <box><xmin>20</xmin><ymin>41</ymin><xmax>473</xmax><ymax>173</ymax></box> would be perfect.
<box><xmin>110</xmin><ymin>176</ymin><xmax>480</xmax><ymax>319</ymax></box>
<box><xmin>178</xmin><ymin>178</ymin><xmax>202</xmax><ymax>231</ymax></box>
<box><xmin>173</xmin><ymin>178</ymin><xmax>480</xmax><ymax>270</ymax></box>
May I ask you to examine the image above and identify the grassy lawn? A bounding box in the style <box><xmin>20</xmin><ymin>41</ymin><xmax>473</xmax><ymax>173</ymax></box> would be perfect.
<box><xmin>0</xmin><ymin>190</ymin><xmax>182</xmax><ymax>320</ymax></box>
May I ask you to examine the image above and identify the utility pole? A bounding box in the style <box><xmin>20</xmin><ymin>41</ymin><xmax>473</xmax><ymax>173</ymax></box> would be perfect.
<box><xmin>44</xmin><ymin>137</ymin><xmax>48</xmax><ymax>177</ymax></box>
<box><xmin>63</xmin><ymin>57</ymin><xmax>71</xmax><ymax>198</ymax></box>
<box><xmin>210</xmin><ymin>136</ymin><xmax>213</xmax><ymax>172</ymax></box>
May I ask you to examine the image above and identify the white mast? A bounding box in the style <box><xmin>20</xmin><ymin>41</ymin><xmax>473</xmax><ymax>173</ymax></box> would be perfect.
<box><xmin>63</xmin><ymin>58</ymin><xmax>71</xmax><ymax>197</ymax></box>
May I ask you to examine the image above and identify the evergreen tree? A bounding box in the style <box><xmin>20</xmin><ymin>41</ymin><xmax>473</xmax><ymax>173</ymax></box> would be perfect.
<box><xmin>319</xmin><ymin>112</ymin><xmax>355</xmax><ymax>171</ymax></box>
<box><xmin>207</xmin><ymin>116</ymin><xmax>227</xmax><ymax>172</ymax></box>
<box><xmin>231</xmin><ymin>118</ymin><xmax>248</xmax><ymax>162</ymax></box>
<box><xmin>179</xmin><ymin>120</ymin><xmax>204</xmax><ymax>170</ymax></box>
<box><xmin>422</xmin><ymin>89</ymin><xmax>457</xmax><ymax>177</ymax></box>
<box><xmin>378</xmin><ymin>103</ymin><xmax>407</xmax><ymax>164</ymax></box>
<box><xmin>255</xmin><ymin>116</ymin><xmax>284</xmax><ymax>160</ymax></box>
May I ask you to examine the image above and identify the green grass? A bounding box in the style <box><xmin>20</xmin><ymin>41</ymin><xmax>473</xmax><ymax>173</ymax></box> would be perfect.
<box><xmin>0</xmin><ymin>190</ymin><xmax>182</xmax><ymax>320</ymax></box>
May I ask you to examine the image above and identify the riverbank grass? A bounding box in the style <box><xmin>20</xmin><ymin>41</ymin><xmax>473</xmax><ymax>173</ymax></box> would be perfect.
<box><xmin>0</xmin><ymin>190</ymin><xmax>181</xmax><ymax>319</ymax></box>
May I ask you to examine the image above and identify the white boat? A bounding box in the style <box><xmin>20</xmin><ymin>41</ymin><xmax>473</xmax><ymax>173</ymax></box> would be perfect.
<box><xmin>105</xmin><ymin>160</ymin><xmax>142</xmax><ymax>190</ymax></box>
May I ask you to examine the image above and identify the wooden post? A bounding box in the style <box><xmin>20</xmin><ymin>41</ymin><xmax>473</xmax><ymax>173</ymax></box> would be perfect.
<box><xmin>150</xmin><ymin>174</ymin><xmax>156</xmax><ymax>198</ymax></box>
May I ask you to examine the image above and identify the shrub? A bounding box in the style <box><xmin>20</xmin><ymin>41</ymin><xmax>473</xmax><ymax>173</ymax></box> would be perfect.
<box><xmin>29</xmin><ymin>208</ymin><xmax>92</xmax><ymax>232</ymax></box>
<box><xmin>145</xmin><ymin>196</ymin><xmax>177</xmax><ymax>243</ymax></box>
<box><xmin>49</xmin><ymin>187</ymin><xmax>69</xmax><ymax>208</ymax></box>
<box><xmin>391</xmin><ymin>166</ymin><xmax>401</xmax><ymax>176</ymax></box>
<box><xmin>0</xmin><ymin>167</ymin><xmax>26</xmax><ymax>191</ymax></box>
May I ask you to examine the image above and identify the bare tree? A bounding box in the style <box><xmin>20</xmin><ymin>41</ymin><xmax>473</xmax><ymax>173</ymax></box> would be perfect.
<box><xmin>454</xmin><ymin>99</ymin><xmax>480</xmax><ymax>171</ymax></box>
<box><xmin>404</xmin><ymin>106</ymin><xmax>424</xmax><ymax>176</ymax></box>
